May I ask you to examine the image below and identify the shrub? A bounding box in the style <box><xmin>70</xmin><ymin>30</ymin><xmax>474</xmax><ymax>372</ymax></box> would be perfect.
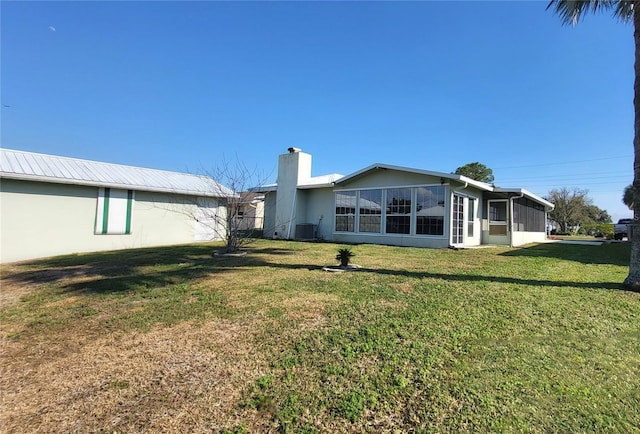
<box><xmin>336</xmin><ymin>248</ymin><xmax>354</xmax><ymax>267</ymax></box>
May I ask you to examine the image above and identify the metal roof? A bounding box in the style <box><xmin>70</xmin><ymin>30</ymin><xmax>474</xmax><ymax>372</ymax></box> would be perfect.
<box><xmin>0</xmin><ymin>148</ymin><xmax>234</xmax><ymax>197</ymax></box>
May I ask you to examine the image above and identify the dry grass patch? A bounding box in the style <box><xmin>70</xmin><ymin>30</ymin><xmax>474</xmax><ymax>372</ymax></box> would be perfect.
<box><xmin>1</xmin><ymin>319</ymin><xmax>272</xmax><ymax>433</ymax></box>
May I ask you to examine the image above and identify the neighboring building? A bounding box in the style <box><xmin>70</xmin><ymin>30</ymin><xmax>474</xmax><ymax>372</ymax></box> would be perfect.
<box><xmin>257</xmin><ymin>148</ymin><xmax>554</xmax><ymax>249</ymax></box>
<box><xmin>234</xmin><ymin>192</ymin><xmax>265</xmax><ymax>232</ymax></box>
<box><xmin>0</xmin><ymin>148</ymin><xmax>232</xmax><ymax>263</ymax></box>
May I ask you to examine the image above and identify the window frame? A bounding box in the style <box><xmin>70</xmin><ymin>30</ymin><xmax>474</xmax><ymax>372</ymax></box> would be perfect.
<box><xmin>333</xmin><ymin>184</ymin><xmax>447</xmax><ymax>238</ymax></box>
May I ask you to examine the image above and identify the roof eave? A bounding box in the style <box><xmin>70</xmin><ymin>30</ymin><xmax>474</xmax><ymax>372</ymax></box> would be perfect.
<box><xmin>0</xmin><ymin>172</ymin><xmax>228</xmax><ymax>198</ymax></box>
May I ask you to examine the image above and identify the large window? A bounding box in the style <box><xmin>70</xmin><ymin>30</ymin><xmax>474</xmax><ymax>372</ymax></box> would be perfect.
<box><xmin>335</xmin><ymin>191</ymin><xmax>356</xmax><ymax>232</ymax></box>
<box><xmin>334</xmin><ymin>186</ymin><xmax>446</xmax><ymax>236</ymax></box>
<box><xmin>415</xmin><ymin>186</ymin><xmax>445</xmax><ymax>236</ymax></box>
<box><xmin>386</xmin><ymin>188</ymin><xmax>411</xmax><ymax>234</ymax></box>
<box><xmin>359</xmin><ymin>189</ymin><xmax>382</xmax><ymax>233</ymax></box>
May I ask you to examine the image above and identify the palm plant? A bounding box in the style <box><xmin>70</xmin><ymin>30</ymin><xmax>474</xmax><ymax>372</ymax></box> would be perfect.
<box><xmin>336</xmin><ymin>248</ymin><xmax>355</xmax><ymax>268</ymax></box>
<box><xmin>623</xmin><ymin>184</ymin><xmax>635</xmax><ymax>210</ymax></box>
<box><xmin>548</xmin><ymin>0</ymin><xmax>639</xmax><ymax>291</ymax></box>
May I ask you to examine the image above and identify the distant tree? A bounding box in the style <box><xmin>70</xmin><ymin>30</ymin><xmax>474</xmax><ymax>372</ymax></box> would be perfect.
<box><xmin>586</xmin><ymin>204</ymin><xmax>612</xmax><ymax>224</ymax></box>
<box><xmin>546</xmin><ymin>187</ymin><xmax>597</xmax><ymax>233</ymax></box>
<box><xmin>547</xmin><ymin>0</ymin><xmax>638</xmax><ymax>290</ymax></box>
<box><xmin>623</xmin><ymin>184</ymin><xmax>635</xmax><ymax>210</ymax></box>
<box><xmin>454</xmin><ymin>162</ymin><xmax>495</xmax><ymax>184</ymax></box>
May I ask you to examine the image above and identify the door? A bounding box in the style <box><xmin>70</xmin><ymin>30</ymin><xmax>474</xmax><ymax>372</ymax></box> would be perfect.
<box><xmin>452</xmin><ymin>194</ymin><xmax>464</xmax><ymax>245</ymax></box>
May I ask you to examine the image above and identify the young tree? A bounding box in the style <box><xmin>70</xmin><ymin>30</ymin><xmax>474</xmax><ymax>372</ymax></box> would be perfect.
<box><xmin>202</xmin><ymin>158</ymin><xmax>267</xmax><ymax>253</ymax></box>
<box><xmin>454</xmin><ymin>162</ymin><xmax>495</xmax><ymax>184</ymax></box>
<box><xmin>548</xmin><ymin>0</ymin><xmax>639</xmax><ymax>291</ymax></box>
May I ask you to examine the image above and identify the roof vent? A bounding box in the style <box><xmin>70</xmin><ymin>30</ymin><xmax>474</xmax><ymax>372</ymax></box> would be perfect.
<box><xmin>288</xmin><ymin>147</ymin><xmax>301</xmax><ymax>153</ymax></box>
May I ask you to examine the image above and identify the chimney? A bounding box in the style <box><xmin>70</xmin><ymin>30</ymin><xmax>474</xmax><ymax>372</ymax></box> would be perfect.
<box><xmin>274</xmin><ymin>148</ymin><xmax>312</xmax><ymax>239</ymax></box>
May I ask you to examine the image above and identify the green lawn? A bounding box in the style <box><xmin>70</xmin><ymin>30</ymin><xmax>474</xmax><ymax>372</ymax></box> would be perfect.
<box><xmin>1</xmin><ymin>240</ymin><xmax>638</xmax><ymax>433</ymax></box>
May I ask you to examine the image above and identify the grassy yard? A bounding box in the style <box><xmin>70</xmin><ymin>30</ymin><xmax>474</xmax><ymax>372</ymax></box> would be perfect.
<box><xmin>1</xmin><ymin>240</ymin><xmax>638</xmax><ymax>433</ymax></box>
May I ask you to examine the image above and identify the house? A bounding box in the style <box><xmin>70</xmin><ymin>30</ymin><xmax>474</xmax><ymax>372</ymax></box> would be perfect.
<box><xmin>0</xmin><ymin>148</ymin><xmax>232</xmax><ymax>263</ymax></box>
<box><xmin>257</xmin><ymin>148</ymin><xmax>554</xmax><ymax>249</ymax></box>
<box><xmin>234</xmin><ymin>192</ymin><xmax>265</xmax><ymax>232</ymax></box>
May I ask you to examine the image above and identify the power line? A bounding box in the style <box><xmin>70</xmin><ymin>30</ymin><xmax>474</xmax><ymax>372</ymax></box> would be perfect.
<box><xmin>493</xmin><ymin>155</ymin><xmax>632</xmax><ymax>170</ymax></box>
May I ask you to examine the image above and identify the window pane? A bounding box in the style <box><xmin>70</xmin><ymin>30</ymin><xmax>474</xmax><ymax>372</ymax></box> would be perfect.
<box><xmin>416</xmin><ymin>186</ymin><xmax>444</xmax><ymax>235</ymax></box>
<box><xmin>387</xmin><ymin>188</ymin><xmax>411</xmax><ymax>214</ymax></box>
<box><xmin>335</xmin><ymin>191</ymin><xmax>356</xmax><ymax>232</ymax></box>
<box><xmin>360</xmin><ymin>215</ymin><xmax>381</xmax><ymax>233</ymax></box>
<box><xmin>359</xmin><ymin>190</ymin><xmax>382</xmax><ymax>215</ymax></box>
<box><xmin>468</xmin><ymin>198</ymin><xmax>475</xmax><ymax>237</ymax></box>
<box><xmin>386</xmin><ymin>216</ymin><xmax>410</xmax><ymax>234</ymax></box>
<box><xmin>336</xmin><ymin>215</ymin><xmax>355</xmax><ymax>232</ymax></box>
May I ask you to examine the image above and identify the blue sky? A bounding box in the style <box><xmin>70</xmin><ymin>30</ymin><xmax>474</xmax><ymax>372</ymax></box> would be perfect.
<box><xmin>1</xmin><ymin>1</ymin><xmax>634</xmax><ymax>221</ymax></box>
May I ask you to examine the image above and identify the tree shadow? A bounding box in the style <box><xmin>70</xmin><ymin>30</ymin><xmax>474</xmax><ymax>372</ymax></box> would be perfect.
<box><xmin>499</xmin><ymin>242</ymin><xmax>630</xmax><ymax>266</ymax></box>
<box><xmin>1</xmin><ymin>242</ymin><xmax>631</xmax><ymax>298</ymax></box>
<box><xmin>0</xmin><ymin>243</ymin><xmax>244</xmax><ymax>295</ymax></box>
<box><xmin>254</xmin><ymin>260</ymin><xmax>626</xmax><ymax>291</ymax></box>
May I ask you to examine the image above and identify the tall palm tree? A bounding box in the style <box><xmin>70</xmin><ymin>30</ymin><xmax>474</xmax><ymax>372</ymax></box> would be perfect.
<box><xmin>548</xmin><ymin>0</ymin><xmax>639</xmax><ymax>291</ymax></box>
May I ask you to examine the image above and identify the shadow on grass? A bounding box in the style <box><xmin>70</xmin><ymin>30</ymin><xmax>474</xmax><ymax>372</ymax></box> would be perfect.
<box><xmin>1</xmin><ymin>242</ymin><xmax>631</xmax><ymax>296</ymax></box>
<box><xmin>0</xmin><ymin>243</ymin><xmax>255</xmax><ymax>295</ymax></box>
<box><xmin>252</xmin><ymin>260</ymin><xmax>626</xmax><ymax>291</ymax></box>
<box><xmin>499</xmin><ymin>242</ymin><xmax>630</xmax><ymax>266</ymax></box>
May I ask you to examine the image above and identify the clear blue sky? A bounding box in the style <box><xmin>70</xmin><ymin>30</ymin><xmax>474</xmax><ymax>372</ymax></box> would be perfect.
<box><xmin>1</xmin><ymin>1</ymin><xmax>634</xmax><ymax>221</ymax></box>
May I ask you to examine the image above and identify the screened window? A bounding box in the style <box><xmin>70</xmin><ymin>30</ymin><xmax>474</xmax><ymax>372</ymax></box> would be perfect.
<box><xmin>359</xmin><ymin>189</ymin><xmax>382</xmax><ymax>233</ymax></box>
<box><xmin>489</xmin><ymin>200</ymin><xmax>507</xmax><ymax>235</ymax></box>
<box><xmin>513</xmin><ymin>198</ymin><xmax>545</xmax><ymax>232</ymax></box>
<box><xmin>335</xmin><ymin>191</ymin><xmax>356</xmax><ymax>232</ymax></box>
<box><xmin>386</xmin><ymin>188</ymin><xmax>411</xmax><ymax>234</ymax></box>
<box><xmin>415</xmin><ymin>186</ymin><xmax>445</xmax><ymax>235</ymax></box>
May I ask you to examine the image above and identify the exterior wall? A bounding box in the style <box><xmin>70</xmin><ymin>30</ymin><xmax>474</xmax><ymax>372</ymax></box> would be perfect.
<box><xmin>0</xmin><ymin>179</ymin><xmax>224</xmax><ymax>263</ymax></box>
<box><xmin>296</xmin><ymin>188</ymin><xmax>335</xmax><ymax>240</ymax></box>
<box><xmin>235</xmin><ymin>201</ymin><xmax>264</xmax><ymax>231</ymax></box>
<box><xmin>333</xmin><ymin>233</ymin><xmax>451</xmax><ymax>249</ymax></box>
<box><xmin>339</xmin><ymin>169</ymin><xmax>441</xmax><ymax>190</ymax></box>
<box><xmin>511</xmin><ymin>231</ymin><xmax>548</xmax><ymax>246</ymax></box>
<box><xmin>263</xmin><ymin>191</ymin><xmax>277</xmax><ymax>238</ymax></box>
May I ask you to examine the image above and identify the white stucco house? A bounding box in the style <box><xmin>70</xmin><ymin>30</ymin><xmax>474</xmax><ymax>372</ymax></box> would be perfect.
<box><xmin>257</xmin><ymin>148</ymin><xmax>554</xmax><ymax>249</ymax></box>
<box><xmin>0</xmin><ymin>148</ymin><xmax>232</xmax><ymax>263</ymax></box>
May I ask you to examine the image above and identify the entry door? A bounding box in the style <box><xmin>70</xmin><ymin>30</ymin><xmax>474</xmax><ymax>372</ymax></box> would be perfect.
<box><xmin>452</xmin><ymin>194</ymin><xmax>464</xmax><ymax>245</ymax></box>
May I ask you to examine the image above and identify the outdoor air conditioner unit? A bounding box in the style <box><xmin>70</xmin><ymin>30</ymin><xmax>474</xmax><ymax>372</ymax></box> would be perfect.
<box><xmin>295</xmin><ymin>223</ymin><xmax>317</xmax><ymax>240</ymax></box>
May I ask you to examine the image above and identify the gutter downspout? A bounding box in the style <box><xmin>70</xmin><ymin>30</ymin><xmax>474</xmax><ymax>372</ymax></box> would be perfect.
<box><xmin>509</xmin><ymin>192</ymin><xmax>525</xmax><ymax>248</ymax></box>
<box><xmin>287</xmin><ymin>188</ymin><xmax>297</xmax><ymax>239</ymax></box>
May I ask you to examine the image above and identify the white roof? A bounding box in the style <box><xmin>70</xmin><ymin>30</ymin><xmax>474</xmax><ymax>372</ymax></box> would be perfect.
<box><xmin>0</xmin><ymin>148</ymin><xmax>233</xmax><ymax>197</ymax></box>
<box><xmin>298</xmin><ymin>173</ymin><xmax>344</xmax><ymax>189</ymax></box>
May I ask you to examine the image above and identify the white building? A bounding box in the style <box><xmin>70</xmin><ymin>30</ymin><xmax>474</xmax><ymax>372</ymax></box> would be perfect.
<box><xmin>0</xmin><ymin>149</ymin><xmax>232</xmax><ymax>263</ymax></box>
<box><xmin>257</xmin><ymin>148</ymin><xmax>554</xmax><ymax>249</ymax></box>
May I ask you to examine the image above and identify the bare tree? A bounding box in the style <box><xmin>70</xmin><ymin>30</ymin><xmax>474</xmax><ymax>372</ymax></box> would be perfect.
<box><xmin>546</xmin><ymin>187</ymin><xmax>593</xmax><ymax>233</ymax></box>
<box><xmin>201</xmin><ymin>158</ymin><xmax>268</xmax><ymax>253</ymax></box>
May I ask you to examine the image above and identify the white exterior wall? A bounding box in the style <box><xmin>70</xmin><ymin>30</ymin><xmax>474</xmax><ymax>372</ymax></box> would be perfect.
<box><xmin>510</xmin><ymin>231</ymin><xmax>548</xmax><ymax>247</ymax></box>
<box><xmin>0</xmin><ymin>179</ymin><xmax>224</xmax><ymax>263</ymax></box>
<box><xmin>274</xmin><ymin>151</ymin><xmax>311</xmax><ymax>239</ymax></box>
<box><xmin>297</xmin><ymin>188</ymin><xmax>335</xmax><ymax>240</ymax></box>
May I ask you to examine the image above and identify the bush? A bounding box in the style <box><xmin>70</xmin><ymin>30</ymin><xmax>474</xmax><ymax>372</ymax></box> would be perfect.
<box><xmin>336</xmin><ymin>248</ymin><xmax>355</xmax><ymax>267</ymax></box>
